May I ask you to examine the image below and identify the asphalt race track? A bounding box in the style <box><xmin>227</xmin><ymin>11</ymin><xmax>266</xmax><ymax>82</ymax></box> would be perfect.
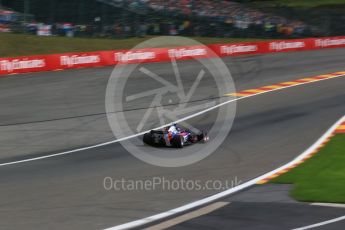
<box><xmin>147</xmin><ymin>184</ymin><xmax>345</xmax><ymax>230</ymax></box>
<box><xmin>0</xmin><ymin>48</ymin><xmax>344</xmax><ymax>230</ymax></box>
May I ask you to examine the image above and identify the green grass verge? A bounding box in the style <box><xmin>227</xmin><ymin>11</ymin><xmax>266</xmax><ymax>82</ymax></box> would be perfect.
<box><xmin>249</xmin><ymin>0</ymin><xmax>345</xmax><ymax>8</ymax></box>
<box><xmin>271</xmin><ymin>134</ymin><xmax>345</xmax><ymax>203</ymax></box>
<box><xmin>0</xmin><ymin>33</ymin><xmax>266</xmax><ymax>58</ymax></box>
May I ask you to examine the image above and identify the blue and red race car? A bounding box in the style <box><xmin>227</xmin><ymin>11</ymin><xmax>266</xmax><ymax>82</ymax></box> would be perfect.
<box><xmin>143</xmin><ymin>124</ymin><xmax>209</xmax><ymax>148</ymax></box>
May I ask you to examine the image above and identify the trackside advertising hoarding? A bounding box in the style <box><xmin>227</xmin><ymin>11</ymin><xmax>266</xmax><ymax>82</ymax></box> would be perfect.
<box><xmin>1</xmin><ymin>36</ymin><xmax>345</xmax><ymax>75</ymax></box>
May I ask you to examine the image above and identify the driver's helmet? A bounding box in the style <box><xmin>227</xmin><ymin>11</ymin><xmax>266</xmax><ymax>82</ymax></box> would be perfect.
<box><xmin>168</xmin><ymin>124</ymin><xmax>179</xmax><ymax>134</ymax></box>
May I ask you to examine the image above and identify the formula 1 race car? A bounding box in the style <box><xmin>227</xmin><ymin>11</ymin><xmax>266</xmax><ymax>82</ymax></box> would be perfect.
<box><xmin>143</xmin><ymin>124</ymin><xmax>209</xmax><ymax>148</ymax></box>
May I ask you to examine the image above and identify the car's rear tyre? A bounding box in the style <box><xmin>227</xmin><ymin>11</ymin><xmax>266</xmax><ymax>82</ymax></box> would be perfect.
<box><xmin>143</xmin><ymin>133</ymin><xmax>153</xmax><ymax>145</ymax></box>
<box><xmin>171</xmin><ymin>135</ymin><xmax>184</xmax><ymax>148</ymax></box>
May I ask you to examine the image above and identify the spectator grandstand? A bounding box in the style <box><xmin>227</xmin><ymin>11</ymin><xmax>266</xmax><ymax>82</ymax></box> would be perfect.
<box><xmin>0</xmin><ymin>0</ymin><xmax>315</xmax><ymax>38</ymax></box>
<box><xmin>147</xmin><ymin>0</ymin><xmax>307</xmax><ymax>35</ymax></box>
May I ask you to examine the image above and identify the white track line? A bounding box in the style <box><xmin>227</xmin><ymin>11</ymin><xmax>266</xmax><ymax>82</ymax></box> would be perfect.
<box><xmin>1</xmin><ymin>73</ymin><xmax>343</xmax><ymax>168</ymax></box>
<box><xmin>311</xmin><ymin>203</ymin><xmax>345</xmax><ymax>208</ymax></box>
<box><xmin>292</xmin><ymin>215</ymin><xmax>345</xmax><ymax>230</ymax></box>
<box><xmin>105</xmin><ymin>115</ymin><xmax>345</xmax><ymax>230</ymax></box>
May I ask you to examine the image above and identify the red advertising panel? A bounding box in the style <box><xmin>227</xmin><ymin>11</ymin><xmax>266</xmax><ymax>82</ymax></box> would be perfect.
<box><xmin>52</xmin><ymin>52</ymin><xmax>104</xmax><ymax>69</ymax></box>
<box><xmin>1</xmin><ymin>36</ymin><xmax>345</xmax><ymax>76</ymax></box>
<box><xmin>314</xmin><ymin>36</ymin><xmax>345</xmax><ymax>49</ymax></box>
<box><xmin>209</xmin><ymin>42</ymin><xmax>267</xmax><ymax>56</ymax></box>
<box><xmin>0</xmin><ymin>56</ymin><xmax>48</xmax><ymax>75</ymax></box>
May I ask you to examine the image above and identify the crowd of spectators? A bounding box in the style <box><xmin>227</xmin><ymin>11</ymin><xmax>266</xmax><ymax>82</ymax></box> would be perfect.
<box><xmin>148</xmin><ymin>0</ymin><xmax>308</xmax><ymax>37</ymax></box>
<box><xmin>0</xmin><ymin>8</ymin><xmax>18</xmax><ymax>32</ymax></box>
<box><xmin>1</xmin><ymin>0</ymin><xmax>311</xmax><ymax>38</ymax></box>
